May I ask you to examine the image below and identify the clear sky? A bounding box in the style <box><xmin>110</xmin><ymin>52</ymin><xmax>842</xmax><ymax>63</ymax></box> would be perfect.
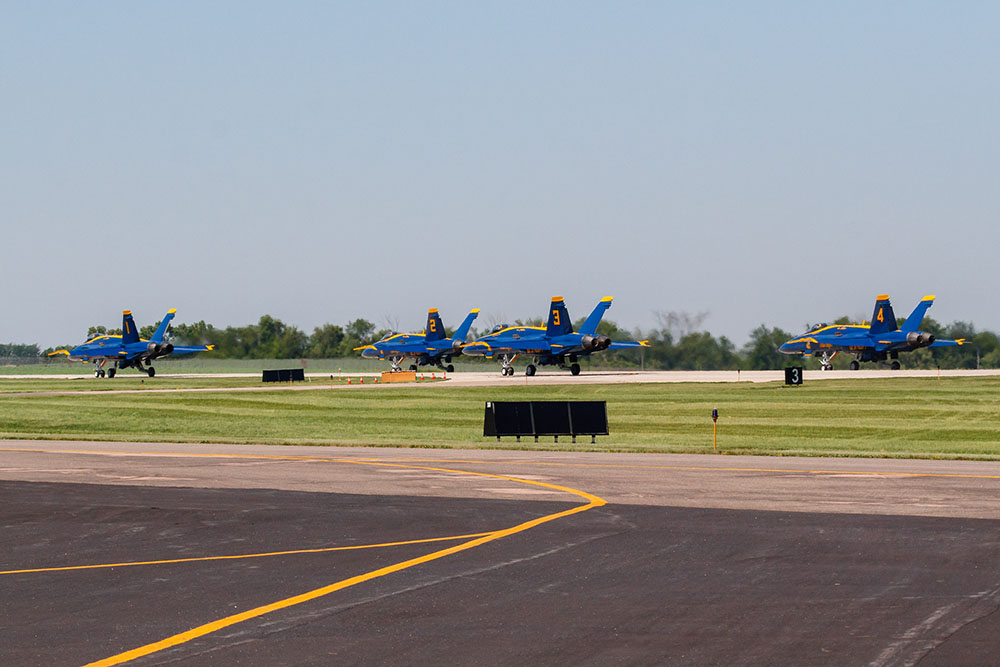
<box><xmin>3</xmin><ymin>2</ymin><xmax>997</xmax><ymax>348</ymax></box>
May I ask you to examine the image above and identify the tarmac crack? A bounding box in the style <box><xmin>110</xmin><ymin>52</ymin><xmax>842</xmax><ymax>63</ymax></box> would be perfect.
<box><xmin>869</xmin><ymin>585</ymin><xmax>1000</xmax><ymax>667</ymax></box>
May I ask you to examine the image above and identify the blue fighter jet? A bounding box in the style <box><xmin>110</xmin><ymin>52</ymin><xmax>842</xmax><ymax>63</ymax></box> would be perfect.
<box><xmin>354</xmin><ymin>308</ymin><xmax>479</xmax><ymax>372</ymax></box>
<box><xmin>779</xmin><ymin>295</ymin><xmax>966</xmax><ymax>370</ymax></box>
<box><xmin>49</xmin><ymin>309</ymin><xmax>213</xmax><ymax>378</ymax></box>
<box><xmin>461</xmin><ymin>296</ymin><xmax>648</xmax><ymax>376</ymax></box>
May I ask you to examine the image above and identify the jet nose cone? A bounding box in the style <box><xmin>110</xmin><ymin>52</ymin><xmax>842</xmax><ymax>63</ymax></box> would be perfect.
<box><xmin>360</xmin><ymin>347</ymin><xmax>379</xmax><ymax>359</ymax></box>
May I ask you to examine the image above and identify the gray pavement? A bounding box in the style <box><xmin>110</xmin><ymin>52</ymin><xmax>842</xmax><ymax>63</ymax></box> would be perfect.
<box><xmin>1</xmin><ymin>441</ymin><xmax>999</xmax><ymax>665</ymax></box>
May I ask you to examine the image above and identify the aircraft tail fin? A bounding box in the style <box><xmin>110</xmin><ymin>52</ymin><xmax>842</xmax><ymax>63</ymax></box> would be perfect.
<box><xmin>451</xmin><ymin>309</ymin><xmax>480</xmax><ymax>343</ymax></box>
<box><xmin>579</xmin><ymin>297</ymin><xmax>613</xmax><ymax>335</ymax></box>
<box><xmin>868</xmin><ymin>295</ymin><xmax>898</xmax><ymax>335</ymax></box>
<box><xmin>900</xmin><ymin>296</ymin><xmax>935</xmax><ymax>333</ymax></box>
<box><xmin>425</xmin><ymin>309</ymin><xmax>446</xmax><ymax>341</ymax></box>
<box><xmin>546</xmin><ymin>297</ymin><xmax>574</xmax><ymax>336</ymax></box>
<box><xmin>151</xmin><ymin>309</ymin><xmax>177</xmax><ymax>343</ymax></box>
<box><xmin>122</xmin><ymin>310</ymin><xmax>140</xmax><ymax>344</ymax></box>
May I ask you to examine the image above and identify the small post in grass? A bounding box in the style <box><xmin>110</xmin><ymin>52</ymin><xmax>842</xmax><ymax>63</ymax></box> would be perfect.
<box><xmin>712</xmin><ymin>408</ymin><xmax>719</xmax><ymax>452</ymax></box>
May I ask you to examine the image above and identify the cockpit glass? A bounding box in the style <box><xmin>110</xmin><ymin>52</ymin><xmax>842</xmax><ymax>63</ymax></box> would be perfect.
<box><xmin>807</xmin><ymin>323</ymin><xmax>828</xmax><ymax>333</ymax></box>
<box><xmin>491</xmin><ymin>324</ymin><xmax>508</xmax><ymax>333</ymax></box>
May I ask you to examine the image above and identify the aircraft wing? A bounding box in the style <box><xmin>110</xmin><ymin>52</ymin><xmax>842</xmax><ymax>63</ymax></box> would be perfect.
<box><xmin>167</xmin><ymin>344</ymin><xmax>214</xmax><ymax>355</ymax></box>
<box><xmin>608</xmin><ymin>340</ymin><xmax>649</xmax><ymax>350</ymax></box>
<box><xmin>462</xmin><ymin>339</ymin><xmax>554</xmax><ymax>355</ymax></box>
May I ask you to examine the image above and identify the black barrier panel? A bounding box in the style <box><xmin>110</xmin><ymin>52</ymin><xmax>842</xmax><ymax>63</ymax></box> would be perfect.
<box><xmin>262</xmin><ymin>368</ymin><xmax>306</xmax><ymax>383</ymax></box>
<box><xmin>569</xmin><ymin>401</ymin><xmax>610</xmax><ymax>436</ymax></box>
<box><xmin>484</xmin><ymin>401</ymin><xmax>608</xmax><ymax>440</ymax></box>
<box><xmin>532</xmin><ymin>401</ymin><xmax>571</xmax><ymax>436</ymax></box>
<box><xmin>785</xmin><ymin>367</ymin><xmax>803</xmax><ymax>386</ymax></box>
<box><xmin>484</xmin><ymin>401</ymin><xmax>534</xmax><ymax>437</ymax></box>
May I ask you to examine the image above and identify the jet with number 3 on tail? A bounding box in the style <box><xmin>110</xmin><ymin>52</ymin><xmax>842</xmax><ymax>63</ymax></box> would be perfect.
<box><xmin>354</xmin><ymin>308</ymin><xmax>479</xmax><ymax>372</ymax></box>
<box><xmin>461</xmin><ymin>296</ymin><xmax>648</xmax><ymax>376</ymax></box>
<box><xmin>48</xmin><ymin>309</ymin><xmax>213</xmax><ymax>378</ymax></box>
<box><xmin>778</xmin><ymin>295</ymin><xmax>966</xmax><ymax>370</ymax></box>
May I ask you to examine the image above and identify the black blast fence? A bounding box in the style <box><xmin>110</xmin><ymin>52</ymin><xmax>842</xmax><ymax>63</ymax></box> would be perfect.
<box><xmin>484</xmin><ymin>401</ymin><xmax>608</xmax><ymax>443</ymax></box>
<box><xmin>262</xmin><ymin>368</ymin><xmax>306</xmax><ymax>383</ymax></box>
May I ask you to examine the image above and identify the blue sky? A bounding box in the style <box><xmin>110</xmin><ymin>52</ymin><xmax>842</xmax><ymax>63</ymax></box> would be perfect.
<box><xmin>3</xmin><ymin>3</ymin><xmax>997</xmax><ymax>347</ymax></box>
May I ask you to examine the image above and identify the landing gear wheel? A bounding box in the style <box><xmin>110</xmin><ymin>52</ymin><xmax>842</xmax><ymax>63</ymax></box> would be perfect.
<box><xmin>147</xmin><ymin>367</ymin><xmax>156</xmax><ymax>378</ymax></box>
<box><xmin>96</xmin><ymin>369</ymin><xmax>105</xmax><ymax>378</ymax></box>
<box><xmin>445</xmin><ymin>364</ymin><xmax>454</xmax><ymax>373</ymax></box>
<box><xmin>890</xmin><ymin>361</ymin><xmax>901</xmax><ymax>371</ymax></box>
<box><xmin>409</xmin><ymin>365</ymin><xmax>417</xmax><ymax>371</ymax></box>
<box><xmin>849</xmin><ymin>360</ymin><xmax>860</xmax><ymax>371</ymax></box>
<box><xmin>570</xmin><ymin>363</ymin><xmax>581</xmax><ymax>376</ymax></box>
<box><xmin>108</xmin><ymin>368</ymin><xmax>116</xmax><ymax>378</ymax></box>
<box><xmin>502</xmin><ymin>366</ymin><xmax>513</xmax><ymax>376</ymax></box>
<box><xmin>525</xmin><ymin>364</ymin><xmax>536</xmax><ymax>377</ymax></box>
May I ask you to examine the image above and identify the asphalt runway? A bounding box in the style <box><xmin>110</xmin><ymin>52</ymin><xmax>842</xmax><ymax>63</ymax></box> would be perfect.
<box><xmin>4</xmin><ymin>368</ymin><xmax>1000</xmax><ymax>398</ymax></box>
<box><xmin>1</xmin><ymin>441</ymin><xmax>999</xmax><ymax>666</ymax></box>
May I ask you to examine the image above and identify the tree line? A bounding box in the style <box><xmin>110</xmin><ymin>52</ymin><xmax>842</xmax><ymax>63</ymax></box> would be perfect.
<box><xmin>27</xmin><ymin>311</ymin><xmax>999</xmax><ymax>370</ymax></box>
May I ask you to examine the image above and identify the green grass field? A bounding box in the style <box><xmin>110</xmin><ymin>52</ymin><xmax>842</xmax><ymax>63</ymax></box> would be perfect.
<box><xmin>1</xmin><ymin>376</ymin><xmax>999</xmax><ymax>459</ymax></box>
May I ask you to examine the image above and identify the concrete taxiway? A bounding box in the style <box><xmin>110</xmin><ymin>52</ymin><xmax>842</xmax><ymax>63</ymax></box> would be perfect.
<box><xmin>1</xmin><ymin>441</ymin><xmax>998</xmax><ymax>665</ymax></box>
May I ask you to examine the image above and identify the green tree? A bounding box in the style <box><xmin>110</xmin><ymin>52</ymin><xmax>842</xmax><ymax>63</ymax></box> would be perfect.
<box><xmin>741</xmin><ymin>325</ymin><xmax>793</xmax><ymax>370</ymax></box>
<box><xmin>308</xmin><ymin>324</ymin><xmax>346</xmax><ymax>358</ymax></box>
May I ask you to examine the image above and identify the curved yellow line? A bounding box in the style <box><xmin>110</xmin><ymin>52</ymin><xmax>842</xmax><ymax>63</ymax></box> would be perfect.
<box><xmin>78</xmin><ymin>454</ymin><xmax>605</xmax><ymax>667</ymax></box>
<box><xmin>0</xmin><ymin>532</ymin><xmax>495</xmax><ymax>576</ymax></box>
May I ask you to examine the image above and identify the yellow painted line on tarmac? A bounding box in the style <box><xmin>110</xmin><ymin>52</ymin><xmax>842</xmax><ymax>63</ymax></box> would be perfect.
<box><xmin>0</xmin><ymin>532</ymin><xmax>495</xmax><ymax>576</ymax></box>
<box><xmin>62</xmin><ymin>453</ymin><xmax>605</xmax><ymax>667</ymax></box>
<box><xmin>3</xmin><ymin>447</ymin><xmax>1000</xmax><ymax>481</ymax></box>
<box><xmin>330</xmin><ymin>456</ymin><xmax>1000</xmax><ymax>481</ymax></box>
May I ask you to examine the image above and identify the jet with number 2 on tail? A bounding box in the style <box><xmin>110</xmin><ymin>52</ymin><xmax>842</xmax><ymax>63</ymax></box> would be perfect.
<box><xmin>48</xmin><ymin>309</ymin><xmax>213</xmax><ymax>378</ymax></box>
<box><xmin>779</xmin><ymin>295</ymin><xmax>966</xmax><ymax>370</ymax></box>
<box><xmin>354</xmin><ymin>308</ymin><xmax>479</xmax><ymax>372</ymax></box>
<box><xmin>461</xmin><ymin>296</ymin><xmax>648</xmax><ymax>376</ymax></box>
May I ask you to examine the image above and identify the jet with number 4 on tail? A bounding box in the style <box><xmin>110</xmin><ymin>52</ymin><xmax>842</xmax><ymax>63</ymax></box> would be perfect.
<box><xmin>461</xmin><ymin>296</ymin><xmax>648</xmax><ymax>376</ymax></box>
<box><xmin>48</xmin><ymin>309</ymin><xmax>213</xmax><ymax>378</ymax></box>
<box><xmin>354</xmin><ymin>308</ymin><xmax>479</xmax><ymax>372</ymax></box>
<box><xmin>778</xmin><ymin>295</ymin><xmax>966</xmax><ymax>370</ymax></box>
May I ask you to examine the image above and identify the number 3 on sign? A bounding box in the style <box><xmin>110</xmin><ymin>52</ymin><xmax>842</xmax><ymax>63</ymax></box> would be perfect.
<box><xmin>552</xmin><ymin>310</ymin><xmax>560</xmax><ymax>325</ymax></box>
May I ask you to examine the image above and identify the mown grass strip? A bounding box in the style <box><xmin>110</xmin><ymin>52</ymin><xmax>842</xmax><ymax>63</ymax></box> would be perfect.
<box><xmin>2</xmin><ymin>377</ymin><xmax>999</xmax><ymax>459</ymax></box>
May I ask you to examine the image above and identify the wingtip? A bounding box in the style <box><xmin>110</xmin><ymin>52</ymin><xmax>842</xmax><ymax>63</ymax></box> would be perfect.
<box><xmin>167</xmin><ymin>308</ymin><xmax>177</xmax><ymax>314</ymax></box>
<box><xmin>921</xmin><ymin>295</ymin><xmax>936</xmax><ymax>302</ymax></box>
